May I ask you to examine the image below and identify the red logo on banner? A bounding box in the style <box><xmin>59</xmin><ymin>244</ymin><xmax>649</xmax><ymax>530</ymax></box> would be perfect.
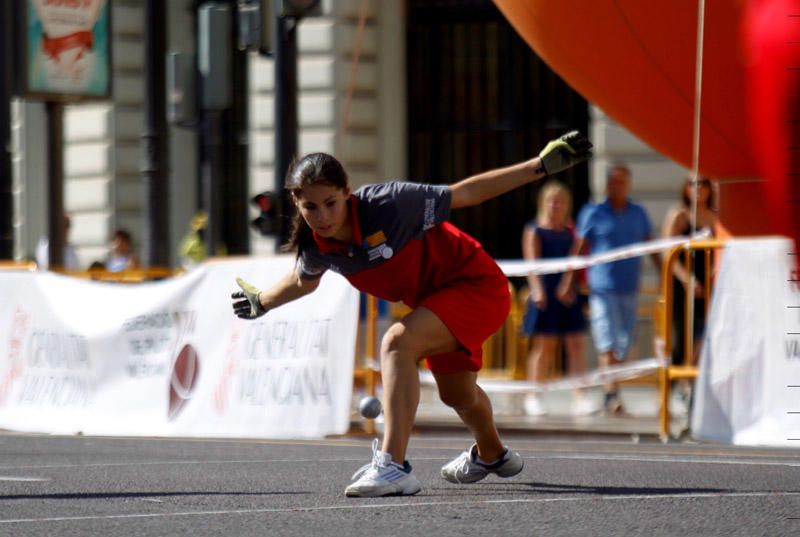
<box><xmin>168</xmin><ymin>344</ymin><xmax>200</xmax><ymax>420</ymax></box>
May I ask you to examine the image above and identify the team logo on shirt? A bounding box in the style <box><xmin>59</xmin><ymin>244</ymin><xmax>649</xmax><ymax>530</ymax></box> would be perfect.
<box><xmin>364</xmin><ymin>230</ymin><xmax>393</xmax><ymax>261</ymax></box>
<box><xmin>365</xmin><ymin>231</ymin><xmax>387</xmax><ymax>247</ymax></box>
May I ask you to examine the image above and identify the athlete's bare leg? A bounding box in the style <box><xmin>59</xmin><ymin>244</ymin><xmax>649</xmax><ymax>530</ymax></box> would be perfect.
<box><xmin>433</xmin><ymin>370</ymin><xmax>505</xmax><ymax>462</ymax></box>
<box><xmin>379</xmin><ymin>306</ymin><xmax>460</xmax><ymax>463</ymax></box>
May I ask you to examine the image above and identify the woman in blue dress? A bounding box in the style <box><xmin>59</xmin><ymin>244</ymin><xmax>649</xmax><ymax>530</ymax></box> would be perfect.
<box><xmin>521</xmin><ymin>181</ymin><xmax>592</xmax><ymax>416</ymax></box>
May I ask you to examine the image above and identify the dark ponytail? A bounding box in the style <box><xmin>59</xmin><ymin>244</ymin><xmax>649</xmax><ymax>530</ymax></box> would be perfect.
<box><xmin>281</xmin><ymin>153</ymin><xmax>349</xmax><ymax>254</ymax></box>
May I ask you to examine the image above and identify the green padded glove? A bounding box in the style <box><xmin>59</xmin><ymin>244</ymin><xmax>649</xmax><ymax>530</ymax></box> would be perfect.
<box><xmin>231</xmin><ymin>277</ymin><xmax>268</xmax><ymax>319</ymax></box>
<box><xmin>537</xmin><ymin>131</ymin><xmax>593</xmax><ymax>176</ymax></box>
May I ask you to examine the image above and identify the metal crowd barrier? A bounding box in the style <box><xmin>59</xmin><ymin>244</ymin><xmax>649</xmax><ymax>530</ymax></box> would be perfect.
<box><xmin>0</xmin><ymin>261</ymin><xmax>37</xmax><ymax>271</ymax></box>
<box><xmin>352</xmin><ymin>294</ymin><xmax>381</xmax><ymax>434</ymax></box>
<box><xmin>354</xmin><ymin>239</ymin><xmax>727</xmax><ymax>439</ymax></box>
<box><xmin>0</xmin><ymin>261</ymin><xmax>176</xmax><ymax>282</ymax></box>
<box><xmin>63</xmin><ymin>267</ymin><xmax>176</xmax><ymax>282</ymax></box>
<box><xmin>657</xmin><ymin>239</ymin><xmax>724</xmax><ymax>439</ymax></box>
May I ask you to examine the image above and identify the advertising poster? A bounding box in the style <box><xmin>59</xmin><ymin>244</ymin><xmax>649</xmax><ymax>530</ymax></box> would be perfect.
<box><xmin>23</xmin><ymin>0</ymin><xmax>111</xmax><ymax>100</ymax></box>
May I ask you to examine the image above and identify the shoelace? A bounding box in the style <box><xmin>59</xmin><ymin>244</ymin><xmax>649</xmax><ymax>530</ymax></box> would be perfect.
<box><xmin>351</xmin><ymin>438</ymin><xmax>385</xmax><ymax>480</ymax></box>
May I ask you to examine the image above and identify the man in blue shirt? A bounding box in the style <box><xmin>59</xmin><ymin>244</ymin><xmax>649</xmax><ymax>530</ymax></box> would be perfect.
<box><xmin>559</xmin><ymin>164</ymin><xmax>661</xmax><ymax>415</ymax></box>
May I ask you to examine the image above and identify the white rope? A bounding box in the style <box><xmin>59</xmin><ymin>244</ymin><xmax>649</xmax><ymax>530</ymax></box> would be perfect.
<box><xmin>690</xmin><ymin>0</ymin><xmax>706</xmax><ymax>192</ymax></box>
<box><xmin>496</xmin><ymin>230</ymin><xmax>711</xmax><ymax>277</ymax></box>
<box><xmin>420</xmin><ymin>357</ymin><xmax>667</xmax><ymax>394</ymax></box>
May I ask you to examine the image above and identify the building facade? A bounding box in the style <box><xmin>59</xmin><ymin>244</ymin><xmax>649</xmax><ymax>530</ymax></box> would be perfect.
<box><xmin>10</xmin><ymin>0</ymin><xmax>686</xmax><ymax>270</ymax></box>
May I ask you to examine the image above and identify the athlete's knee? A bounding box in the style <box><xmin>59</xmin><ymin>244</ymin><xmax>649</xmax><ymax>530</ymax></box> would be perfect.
<box><xmin>380</xmin><ymin>322</ymin><xmax>422</xmax><ymax>360</ymax></box>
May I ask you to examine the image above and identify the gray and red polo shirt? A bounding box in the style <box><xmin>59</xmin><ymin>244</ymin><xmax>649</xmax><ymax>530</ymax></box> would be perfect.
<box><xmin>296</xmin><ymin>181</ymin><xmax>503</xmax><ymax>309</ymax></box>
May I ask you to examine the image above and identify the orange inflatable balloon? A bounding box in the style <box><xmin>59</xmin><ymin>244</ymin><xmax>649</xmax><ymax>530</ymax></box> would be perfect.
<box><xmin>495</xmin><ymin>0</ymin><xmax>798</xmax><ymax>242</ymax></box>
<box><xmin>493</xmin><ymin>0</ymin><xmax>755</xmax><ymax>178</ymax></box>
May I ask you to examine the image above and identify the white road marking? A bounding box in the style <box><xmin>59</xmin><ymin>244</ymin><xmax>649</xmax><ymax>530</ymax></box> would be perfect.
<box><xmin>0</xmin><ymin>491</ymin><xmax>797</xmax><ymax>525</ymax></box>
<box><xmin>0</xmin><ymin>459</ymin><xmax>371</xmax><ymax>470</ymax></box>
<box><xmin>0</xmin><ymin>476</ymin><xmax>49</xmax><ymax>482</ymax></box>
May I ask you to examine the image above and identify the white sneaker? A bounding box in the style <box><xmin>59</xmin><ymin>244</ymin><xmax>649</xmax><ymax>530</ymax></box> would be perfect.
<box><xmin>440</xmin><ymin>444</ymin><xmax>524</xmax><ymax>484</ymax></box>
<box><xmin>345</xmin><ymin>439</ymin><xmax>421</xmax><ymax>497</ymax></box>
<box><xmin>524</xmin><ymin>394</ymin><xmax>546</xmax><ymax>416</ymax></box>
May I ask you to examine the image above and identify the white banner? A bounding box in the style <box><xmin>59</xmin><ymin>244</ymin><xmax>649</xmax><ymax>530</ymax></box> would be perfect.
<box><xmin>691</xmin><ymin>237</ymin><xmax>800</xmax><ymax>446</ymax></box>
<box><xmin>0</xmin><ymin>256</ymin><xmax>359</xmax><ymax>439</ymax></box>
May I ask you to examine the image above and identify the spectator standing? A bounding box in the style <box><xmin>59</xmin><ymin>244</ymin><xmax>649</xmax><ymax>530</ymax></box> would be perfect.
<box><xmin>661</xmin><ymin>176</ymin><xmax>718</xmax><ymax>366</ymax></box>
<box><xmin>520</xmin><ymin>181</ymin><xmax>591</xmax><ymax>416</ymax></box>
<box><xmin>661</xmin><ymin>176</ymin><xmax>718</xmax><ymax>414</ymax></box>
<box><xmin>560</xmin><ymin>164</ymin><xmax>661</xmax><ymax>415</ymax></box>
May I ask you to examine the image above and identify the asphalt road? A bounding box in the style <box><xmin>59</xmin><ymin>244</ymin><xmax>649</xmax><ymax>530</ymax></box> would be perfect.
<box><xmin>0</xmin><ymin>432</ymin><xmax>797</xmax><ymax>536</ymax></box>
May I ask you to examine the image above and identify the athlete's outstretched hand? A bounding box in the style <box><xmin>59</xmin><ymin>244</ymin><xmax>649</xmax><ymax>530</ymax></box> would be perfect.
<box><xmin>537</xmin><ymin>131</ymin><xmax>593</xmax><ymax>176</ymax></box>
<box><xmin>231</xmin><ymin>277</ymin><xmax>268</xmax><ymax>319</ymax></box>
